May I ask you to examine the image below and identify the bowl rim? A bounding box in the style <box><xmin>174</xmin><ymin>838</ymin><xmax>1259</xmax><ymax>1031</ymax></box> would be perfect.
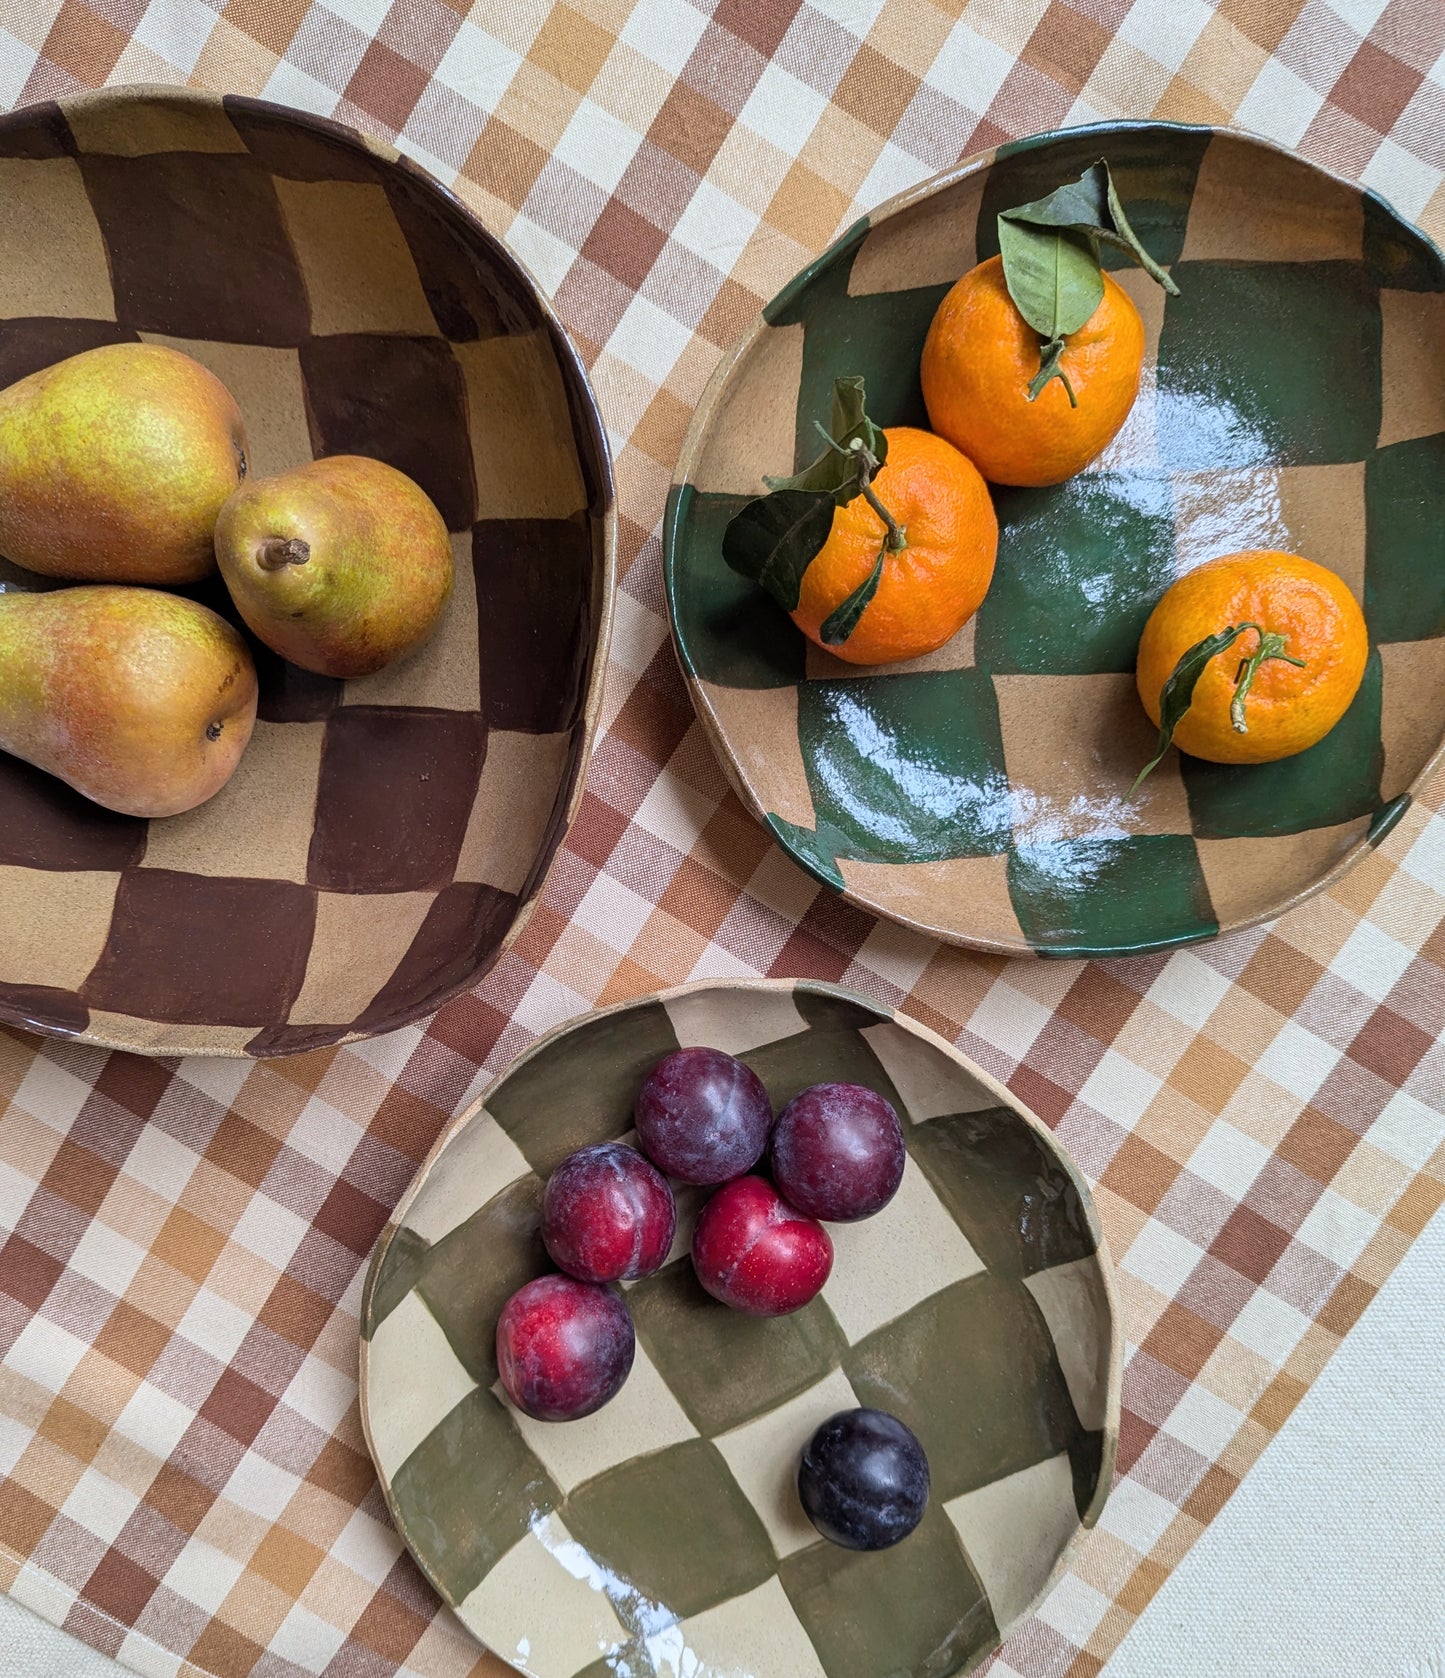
<box><xmin>0</xmin><ymin>83</ymin><xmax>618</xmax><ymax>1059</ymax></box>
<box><xmin>664</xmin><ymin>117</ymin><xmax>1445</xmax><ymax>960</ymax></box>
<box><xmin>357</xmin><ymin>975</ymin><xmax>1125</xmax><ymax>1674</ymax></box>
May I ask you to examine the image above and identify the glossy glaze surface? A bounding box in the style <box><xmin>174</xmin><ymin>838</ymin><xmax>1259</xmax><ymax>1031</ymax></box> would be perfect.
<box><xmin>666</xmin><ymin>123</ymin><xmax>1445</xmax><ymax>956</ymax></box>
<box><xmin>0</xmin><ymin>86</ymin><xmax>613</xmax><ymax>1055</ymax></box>
<box><xmin>361</xmin><ymin>979</ymin><xmax>1120</xmax><ymax>1678</ymax></box>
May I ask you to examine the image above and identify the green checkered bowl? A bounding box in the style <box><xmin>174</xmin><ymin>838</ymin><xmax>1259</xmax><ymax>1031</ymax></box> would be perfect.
<box><xmin>359</xmin><ymin>980</ymin><xmax>1120</xmax><ymax>1678</ymax></box>
<box><xmin>664</xmin><ymin>122</ymin><xmax>1445</xmax><ymax>958</ymax></box>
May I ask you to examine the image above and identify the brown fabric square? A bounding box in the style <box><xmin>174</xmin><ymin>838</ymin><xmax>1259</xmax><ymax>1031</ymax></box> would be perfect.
<box><xmin>38</xmin><ymin>1394</ymin><xmax>108</xmax><ymax>1466</ymax></box>
<box><xmin>1141</xmin><ymin>1301</ymin><xmax>1224</xmax><ymax>1381</ymax></box>
<box><xmin>81</xmin><ymin>1549</ymin><xmax>159</xmax><ymax>1624</ymax></box>
<box><xmin>312</xmin><ymin>1178</ymin><xmax>389</xmax><ymax>1258</ymax></box>
<box><xmin>94</xmin><ymin>1301</ymin><xmax>170</xmax><ymax>1380</ymax></box>
<box><xmin>1277</xmin><ymin>1110</ymin><xmax>1359</xmax><ymax>1184</ymax></box>
<box><xmin>833</xmin><ymin>40</ymin><xmax>919</xmax><ymax>137</ymax></box>
<box><xmin>464</xmin><ymin>116</ymin><xmax>549</xmax><ymax>209</ymax></box>
<box><xmin>199</xmin><ymin>1368</ymin><xmax>276</xmax><ymax>1448</ymax></box>
<box><xmin>205</xmin><ymin>1115</ymin><xmax>283</xmax><ymax>1192</ymax></box>
<box><xmin>306</xmin><ymin>1437</ymin><xmax>375</xmax><ymax>1508</ymax></box>
<box><xmin>79</xmin><ymin>152</ymin><xmax>310</xmax><ymax>345</ymax></box>
<box><xmin>257</xmin><ymin>1274</ymin><xmax>333</xmax><ymax>1351</ymax></box>
<box><xmin>307</xmin><ymin>709</ymin><xmax>485</xmax><ymax>893</ymax></box>
<box><xmin>1182</xmin><ymin>1462</ymin><xmax>1238</xmax><ymax>1524</ymax></box>
<box><xmin>349</xmin><ymin>1587</ymin><xmax>432</xmax><ymax>1664</ymax></box>
<box><xmin>146</xmin><ymin>1464</ymin><xmax>216</xmax><ymax>1538</ymax></box>
<box><xmin>1021</xmin><ymin>2</ymin><xmax>1113</xmax><ymax>91</ymax></box>
<box><xmin>0</xmin><ymin>1235</ymin><xmax>64</xmax><ymax>1311</ymax></box>
<box><xmin>647</xmin><ymin>81</ymin><xmax>731</xmax><ymax>178</ymax></box>
<box><xmin>1215</xmin><ymin>0</ymin><xmax>1296</xmax><ymax>51</ymax></box>
<box><xmin>92</xmin><ymin>1053</ymin><xmax>172</xmax><ymax>1121</ymax></box>
<box><xmin>41</xmin><ymin>1139</ymin><xmax>115</xmax><ymax>1219</ymax></box>
<box><xmin>1211</xmin><ymin>1205</ymin><xmax>1293</xmax><ymax>1284</ymax></box>
<box><xmin>1238</xmin><ymin>937</ymin><xmax>1324</xmax><ymax>1019</ymax></box>
<box><xmin>1102</xmin><ymin>1136</ymin><xmax>1179</xmax><ymax>1214</ymax></box>
<box><xmin>299</xmin><ymin>333</ymin><xmax>475</xmax><ymax>531</ymax></box>
<box><xmin>529</xmin><ymin>2</ymin><xmax>616</xmax><ymax>92</ymax></box>
<box><xmin>582</xmin><ymin>197</ymin><xmax>669</xmax><ymax>291</ymax></box>
<box><xmin>0</xmin><ymin>1476</ymin><xmax>56</xmax><ymax>1556</ymax></box>
<box><xmin>1318</xmin><ymin>1272</ymin><xmax>1377</xmax><ymax>1338</ymax></box>
<box><xmin>346</xmin><ymin>40</ymin><xmax>431</xmax><ymax>133</ymax></box>
<box><xmin>713</xmin><ymin>0</ymin><xmax>801</xmax><ymax>58</ymax></box>
<box><xmin>82</xmin><ymin>872</ymin><xmax>316</xmax><ymax>1028</ymax></box>
<box><xmin>187</xmin><ymin>1619</ymin><xmax>266</xmax><ymax>1678</ymax></box>
<box><xmin>1330</xmin><ymin>38</ymin><xmax>1424</xmax><ymax>133</ymax></box>
<box><xmin>474</xmin><ymin>517</ymin><xmax>594</xmax><ymax>732</ymax></box>
<box><xmin>1348</xmin><ymin>1006</ymin><xmax>1433</xmax><ymax>1085</ymax></box>
<box><xmin>40</xmin><ymin>1</ymin><xmax>129</xmax><ymax>86</ymax></box>
<box><xmin>1058</xmin><ymin>966</ymin><xmax>1142</xmax><ymax>1043</ymax></box>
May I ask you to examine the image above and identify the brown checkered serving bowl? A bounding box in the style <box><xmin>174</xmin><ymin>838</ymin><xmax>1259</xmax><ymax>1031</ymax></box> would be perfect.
<box><xmin>0</xmin><ymin>85</ymin><xmax>614</xmax><ymax>1059</ymax></box>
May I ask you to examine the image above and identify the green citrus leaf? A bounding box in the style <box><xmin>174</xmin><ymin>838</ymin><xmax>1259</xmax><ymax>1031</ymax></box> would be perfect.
<box><xmin>1001</xmin><ymin>159</ymin><xmax>1180</xmax><ymax>296</ymax></box>
<box><xmin>819</xmin><ymin>541</ymin><xmax>886</xmax><ymax>645</ymax></box>
<box><xmin>721</xmin><ymin>488</ymin><xmax>835</xmax><ymax>612</ymax></box>
<box><xmin>997</xmin><ymin>217</ymin><xmax>1103</xmax><ymax>341</ymax></box>
<box><xmin>1132</xmin><ymin>623</ymin><xmax>1249</xmax><ymax>792</ymax></box>
<box><xmin>764</xmin><ymin>375</ymin><xmax>888</xmax><ymax>502</ymax></box>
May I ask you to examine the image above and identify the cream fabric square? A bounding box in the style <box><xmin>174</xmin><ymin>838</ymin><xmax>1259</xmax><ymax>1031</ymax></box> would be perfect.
<box><xmin>342</xmin><ymin>533</ymin><xmax>481</xmax><ymax>711</ymax></box>
<box><xmin>287</xmin><ymin>892</ymin><xmax>435</xmax><ymax>1027</ymax></box>
<box><xmin>497</xmin><ymin>1340</ymin><xmax>697</xmax><ymax>1495</ymax></box>
<box><xmin>664</xmin><ymin>986</ymin><xmax>807</xmax><ymax>1056</ymax></box>
<box><xmin>274</xmin><ymin>178</ymin><xmax>439</xmax><ymax>337</ymax></box>
<box><xmin>456</xmin><ymin>1512</ymin><xmax>626</xmax><ymax>1677</ymax></box>
<box><xmin>454</xmin><ymin>728</ymin><xmax>574</xmax><ymax>893</ymax></box>
<box><xmin>0</xmin><ymin>158</ymin><xmax>116</xmax><ymax>320</ymax></box>
<box><xmin>453</xmin><ymin>332</ymin><xmax>588</xmax><ymax>518</ymax></box>
<box><xmin>821</xmin><ymin>1155</ymin><xmax>985</xmax><ymax>1342</ymax></box>
<box><xmin>713</xmin><ymin>1367</ymin><xmax>859</xmax><ymax>1558</ymax></box>
<box><xmin>140</xmin><ymin>720</ymin><xmax>326</xmax><ymax>883</ymax></box>
<box><xmin>860</xmin><ymin>1020</ymin><xmax>997</xmax><ymax>1121</ymax></box>
<box><xmin>403</xmin><ymin>1111</ymin><xmax>532</xmax><ymax>1244</ymax></box>
<box><xmin>669</xmin><ymin>1576</ymin><xmax>828</xmax><ymax>1677</ymax></box>
<box><xmin>366</xmin><ymin>1290</ymin><xmax>477</xmax><ymax>1480</ymax></box>
<box><xmin>945</xmin><ymin>1451</ymin><xmax>1081</xmax><ymax>1637</ymax></box>
<box><xmin>0</xmin><ymin>868</ymin><xmax>120</xmax><ymax>991</ymax></box>
<box><xmin>1025</xmin><ymin>1256</ymin><xmax>1114</xmax><ymax>1431</ymax></box>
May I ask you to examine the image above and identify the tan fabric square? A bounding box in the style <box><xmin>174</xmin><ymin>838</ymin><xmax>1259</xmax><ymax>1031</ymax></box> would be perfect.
<box><xmin>1379</xmin><ymin>289</ymin><xmax>1445</xmax><ymax>448</ymax></box>
<box><xmin>189</xmin><ymin>17</ymin><xmax>279</xmax><ymax>96</ymax></box>
<box><xmin>0</xmin><ymin>868</ymin><xmax>119</xmax><ymax>991</ymax></box>
<box><xmin>838</xmin><ymin>853</ymin><xmax>1025</xmax><ymax>948</ymax></box>
<box><xmin>1196</xmin><ymin>818</ymin><xmax>1372</xmax><ymax>926</ymax></box>
<box><xmin>1180</xmin><ymin>135</ymin><xmax>1363</xmax><ymax>262</ymax></box>
<box><xmin>287</xmin><ymin>892</ymin><xmax>435</xmax><ymax>1027</ymax></box>
<box><xmin>453</xmin><ymin>331</ymin><xmax>587</xmax><ymax>519</ymax></box>
<box><xmin>139</xmin><ymin>336</ymin><xmax>312</xmax><ymax>480</ymax></box>
<box><xmin>273</xmin><ymin>179</ymin><xmax>439</xmax><ymax>338</ymax></box>
<box><xmin>454</xmin><ymin>729</ymin><xmax>574</xmax><ymax>893</ymax></box>
<box><xmin>995</xmin><ymin>672</ymin><xmax>1192</xmax><ymax>839</ymax></box>
<box><xmin>695</xmin><ymin>682</ymin><xmax>813</xmax><ymax>827</ymax></box>
<box><xmin>708</xmin><ymin>124</ymin><xmax>794</xmax><ymax>221</ymax></box>
<box><xmin>688</xmin><ymin>323</ymin><xmax>803</xmax><ymax>495</ymax></box>
<box><xmin>140</xmin><ymin>721</ymin><xmax>325</xmax><ymax>884</ymax></box>
<box><xmin>849</xmin><ymin>174</ymin><xmax>986</xmax><ymax>296</ymax></box>
<box><xmin>1379</xmin><ymin>638</ymin><xmax>1445</xmax><ymax>800</ymax></box>
<box><xmin>342</xmin><ymin>534</ymin><xmax>480</xmax><ymax>711</ymax></box>
<box><xmin>806</xmin><ymin>617</ymin><xmax>975</xmax><ymax>680</ymax></box>
<box><xmin>0</xmin><ymin>158</ymin><xmax>115</xmax><ymax>320</ymax></box>
<box><xmin>65</xmin><ymin>95</ymin><xmax>247</xmax><ymax>155</ymax></box>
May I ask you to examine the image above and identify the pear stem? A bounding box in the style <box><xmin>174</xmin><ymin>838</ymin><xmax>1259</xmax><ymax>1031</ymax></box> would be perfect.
<box><xmin>257</xmin><ymin>537</ymin><xmax>310</xmax><ymax>571</ymax></box>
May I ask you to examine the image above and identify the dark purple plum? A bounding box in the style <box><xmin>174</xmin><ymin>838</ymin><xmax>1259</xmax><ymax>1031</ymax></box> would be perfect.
<box><xmin>798</xmin><ymin>1408</ymin><xmax>930</xmax><ymax>1550</ymax></box>
<box><xmin>772</xmin><ymin>1082</ymin><xmax>905</xmax><ymax>1222</ymax></box>
<box><xmin>542</xmin><ymin>1142</ymin><xmax>676</xmax><ymax>1283</ymax></box>
<box><xmin>634</xmin><ymin>1046</ymin><xmax>773</xmax><ymax>1184</ymax></box>
<box><xmin>692</xmin><ymin>1175</ymin><xmax>832</xmax><ymax>1316</ymax></box>
<box><xmin>495</xmin><ymin>1275</ymin><xmax>634</xmax><ymax>1422</ymax></box>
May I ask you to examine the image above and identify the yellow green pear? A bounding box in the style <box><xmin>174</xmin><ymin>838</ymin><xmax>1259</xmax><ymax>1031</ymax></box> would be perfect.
<box><xmin>0</xmin><ymin>587</ymin><xmax>258</xmax><ymax>818</ymax></box>
<box><xmin>214</xmin><ymin>454</ymin><xmax>453</xmax><ymax>678</ymax></box>
<box><xmin>0</xmin><ymin>343</ymin><xmax>248</xmax><ymax>584</ymax></box>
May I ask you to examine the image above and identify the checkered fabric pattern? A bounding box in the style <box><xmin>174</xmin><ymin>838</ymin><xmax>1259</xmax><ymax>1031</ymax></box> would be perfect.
<box><xmin>0</xmin><ymin>4</ymin><xmax>1441</xmax><ymax>1678</ymax></box>
<box><xmin>670</xmin><ymin>123</ymin><xmax>1445</xmax><ymax>957</ymax></box>
<box><xmin>0</xmin><ymin>86</ymin><xmax>609</xmax><ymax>1059</ymax></box>
<box><xmin>362</xmin><ymin>982</ymin><xmax>1116</xmax><ymax>1678</ymax></box>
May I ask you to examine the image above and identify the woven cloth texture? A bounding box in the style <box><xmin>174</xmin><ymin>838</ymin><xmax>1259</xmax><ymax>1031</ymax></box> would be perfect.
<box><xmin>0</xmin><ymin>4</ymin><xmax>1442</xmax><ymax>1678</ymax></box>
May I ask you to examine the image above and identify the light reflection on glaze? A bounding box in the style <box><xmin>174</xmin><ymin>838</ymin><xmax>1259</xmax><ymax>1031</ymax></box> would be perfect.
<box><xmin>1171</xmin><ymin>464</ymin><xmax>1287</xmax><ymax>575</ymax></box>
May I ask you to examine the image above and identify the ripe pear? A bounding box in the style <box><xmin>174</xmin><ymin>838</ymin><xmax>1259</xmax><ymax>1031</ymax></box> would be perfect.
<box><xmin>214</xmin><ymin>455</ymin><xmax>453</xmax><ymax>679</ymax></box>
<box><xmin>0</xmin><ymin>587</ymin><xmax>258</xmax><ymax>818</ymax></box>
<box><xmin>0</xmin><ymin>343</ymin><xmax>248</xmax><ymax>585</ymax></box>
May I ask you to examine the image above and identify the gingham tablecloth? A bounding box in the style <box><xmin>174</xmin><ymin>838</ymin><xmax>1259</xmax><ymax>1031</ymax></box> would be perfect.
<box><xmin>0</xmin><ymin>5</ymin><xmax>1442</xmax><ymax>1678</ymax></box>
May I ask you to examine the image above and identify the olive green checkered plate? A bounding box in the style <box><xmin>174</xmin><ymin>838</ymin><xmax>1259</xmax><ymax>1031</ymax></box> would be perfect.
<box><xmin>359</xmin><ymin>980</ymin><xmax>1121</xmax><ymax>1678</ymax></box>
<box><xmin>664</xmin><ymin>122</ymin><xmax>1445</xmax><ymax>958</ymax></box>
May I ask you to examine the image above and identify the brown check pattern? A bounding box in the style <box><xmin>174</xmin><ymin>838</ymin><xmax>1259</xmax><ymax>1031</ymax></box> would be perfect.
<box><xmin>0</xmin><ymin>3</ymin><xmax>1443</xmax><ymax>1677</ymax></box>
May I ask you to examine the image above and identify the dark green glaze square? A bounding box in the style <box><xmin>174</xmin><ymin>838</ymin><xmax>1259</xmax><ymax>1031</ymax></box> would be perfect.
<box><xmin>976</xmin><ymin>473</ymin><xmax>1176</xmax><ymax>674</ymax></box>
<box><xmin>844</xmin><ymin>1272</ymin><xmax>1088</xmax><ymax>1503</ymax></box>
<box><xmin>981</xmin><ymin>124</ymin><xmax>1210</xmax><ymax>270</ymax></box>
<box><xmin>799</xmin><ymin>670</ymin><xmax>1011</xmax><ymax>863</ymax></box>
<box><xmin>365</xmin><ymin>1226</ymin><xmax>429</xmax><ymax>1336</ymax></box>
<box><xmin>1181</xmin><ymin>648</ymin><xmax>1383</xmax><ymax>837</ymax></box>
<box><xmin>1156</xmin><ymin>261</ymin><xmax>1382</xmax><ymax>469</ymax></box>
<box><xmin>563</xmin><ymin>1438</ymin><xmax>774</xmax><ymax>1619</ymax></box>
<box><xmin>1007</xmin><ymin>834</ymin><xmax>1216</xmax><ymax>956</ymax></box>
<box><xmin>628</xmin><ymin>1258</ymin><xmax>847</xmax><ymax>1437</ymax></box>
<box><xmin>415</xmin><ymin>1176</ymin><xmax>547</xmax><ymax>1384</ymax></box>
<box><xmin>1364</xmin><ymin>433</ymin><xmax>1445</xmax><ymax>643</ymax></box>
<box><xmin>742</xmin><ymin>1018</ymin><xmax>904</xmax><ymax>1120</ymax></box>
<box><xmin>390</xmin><ymin>1386</ymin><xmax>560</xmax><ymax>1604</ymax></box>
<box><xmin>1364</xmin><ymin>192</ymin><xmax>1445</xmax><ymax>291</ymax></box>
<box><xmin>485</xmin><ymin>1001</ymin><xmax>678</xmax><ymax>1174</ymax></box>
<box><xmin>665</xmin><ymin>486</ymin><xmax>808</xmax><ymax>690</ymax></box>
<box><xmin>909</xmin><ymin>1109</ymin><xmax>1098</xmax><ymax>1282</ymax></box>
<box><xmin>779</xmin><ymin>1506</ymin><xmax>997</xmax><ymax>1678</ymax></box>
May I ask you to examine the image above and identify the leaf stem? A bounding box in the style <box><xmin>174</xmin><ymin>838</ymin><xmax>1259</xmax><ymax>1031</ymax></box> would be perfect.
<box><xmin>1229</xmin><ymin>623</ymin><xmax>1307</xmax><ymax>734</ymax></box>
<box><xmin>813</xmin><ymin>425</ymin><xmax>908</xmax><ymax>552</ymax></box>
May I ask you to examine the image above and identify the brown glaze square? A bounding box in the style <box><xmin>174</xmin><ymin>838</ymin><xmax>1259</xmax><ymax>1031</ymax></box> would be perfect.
<box><xmin>384</xmin><ymin>167</ymin><xmax>511</xmax><ymax>342</ymax></box>
<box><xmin>307</xmin><ymin>708</ymin><xmax>486</xmax><ymax>892</ymax></box>
<box><xmin>299</xmin><ymin>332</ymin><xmax>475</xmax><ymax>531</ymax></box>
<box><xmin>223</xmin><ymin>99</ymin><xmax>382</xmax><ymax>183</ymax></box>
<box><xmin>80</xmin><ymin>871</ymin><xmax>316</xmax><ymax>1026</ymax></box>
<box><xmin>79</xmin><ymin>152</ymin><xmax>310</xmax><ymax>345</ymax></box>
<box><xmin>0</xmin><ymin>755</ymin><xmax>146</xmax><ymax>871</ymax></box>
<box><xmin>0</xmin><ymin>318</ymin><xmax>138</xmax><ymax>388</ymax></box>
<box><xmin>353</xmin><ymin>881</ymin><xmax>517</xmax><ymax>1033</ymax></box>
<box><xmin>473</xmin><ymin>517</ymin><xmax>593</xmax><ymax>732</ymax></box>
<box><xmin>0</xmin><ymin>103</ymin><xmax>75</xmax><ymax>160</ymax></box>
